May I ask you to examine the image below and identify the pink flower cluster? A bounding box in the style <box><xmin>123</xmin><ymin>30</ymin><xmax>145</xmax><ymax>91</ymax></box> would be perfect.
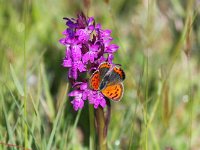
<box><xmin>60</xmin><ymin>13</ymin><xmax>119</xmax><ymax>111</ymax></box>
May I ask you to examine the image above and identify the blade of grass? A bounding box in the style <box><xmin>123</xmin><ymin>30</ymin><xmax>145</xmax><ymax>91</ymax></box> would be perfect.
<box><xmin>1</xmin><ymin>90</ymin><xmax>17</xmax><ymax>150</ymax></box>
<box><xmin>10</xmin><ymin>64</ymin><xmax>24</xmax><ymax>97</ymax></box>
<box><xmin>184</xmin><ymin>1</ymin><xmax>195</xmax><ymax>149</ymax></box>
<box><xmin>28</xmin><ymin>92</ymin><xmax>41</xmax><ymax>149</ymax></box>
<box><xmin>128</xmin><ymin>102</ymin><xmax>139</xmax><ymax>149</ymax></box>
<box><xmin>23</xmin><ymin>0</ymin><xmax>29</xmax><ymax>148</ymax></box>
<box><xmin>149</xmin><ymin>125</ymin><xmax>160</xmax><ymax>150</ymax></box>
<box><xmin>46</xmin><ymin>84</ymin><xmax>68</xmax><ymax>150</ymax></box>
<box><xmin>5</xmin><ymin>83</ymin><xmax>23</xmax><ymax>134</ymax></box>
<box><xmin>41</xmin><ymin>62</ymin><xmax>55</xmax><ymax>121</ymax></box>
<box><xmin>28</xmin><ymin>49</ymin><xmax>47</xmax><ymax>76</ymax></box>
<box><xmin>58</xmin><ymin>117</ymin><xmax>71</xmax><ymax>149</ymax></box>
<box><xmin>69</xmin><ymin>109</ymin><xmax>82</xmax><ymax>149</ymax></box>
<box><xmin>5</xmin><ymin>83</ymin><xmax>40</xmax><ymax>150</ymax></box>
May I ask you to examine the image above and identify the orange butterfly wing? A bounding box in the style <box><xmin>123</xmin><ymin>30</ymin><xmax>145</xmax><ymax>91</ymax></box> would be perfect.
<box><xmin>89</xmin><ymin>62</ymin><xmax>125</xmax><ymax>101</ymax></box>
<box><xmin>98</xmin><ymin>62</ymin><xmax>111</xmax><ymax>70</ymax></box>
<box><xmin>101</xmin><ymin>83</ymin><xmax>124</xmax><ymax>101</ymax></box>
<box><xmin>98</xmin><ymin>62</ymin><xmax>111</xmax><ymax>80</ymax></box>
<box><xmin>113</xmin><ymin>66</ymin><xmax>125</xmax><ymax>81</ymax></box>
<box><xmin>89</xmin><ymin>70</ymin><xmax>100</xmax><ymax>90</ymax></box>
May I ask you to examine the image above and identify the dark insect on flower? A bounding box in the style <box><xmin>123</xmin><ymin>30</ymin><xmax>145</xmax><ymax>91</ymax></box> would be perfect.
<box><xmin>60</xmin><ymin>13</ymin><xmax>120</xmax><ymax>111</ymax></box>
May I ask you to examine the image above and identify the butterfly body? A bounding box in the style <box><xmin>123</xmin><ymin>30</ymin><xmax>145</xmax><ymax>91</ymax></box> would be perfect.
<box><xmin>89</xmin><ymin>62</ymin><xmax>125</xmax><ymax>101</ymax></box>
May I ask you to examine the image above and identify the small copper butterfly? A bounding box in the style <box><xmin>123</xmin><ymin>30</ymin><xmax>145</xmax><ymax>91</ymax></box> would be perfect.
<box><xmin>89</xmin><ymin>62</ymin><xmax>125</xmax><ymax>101</ymax></box>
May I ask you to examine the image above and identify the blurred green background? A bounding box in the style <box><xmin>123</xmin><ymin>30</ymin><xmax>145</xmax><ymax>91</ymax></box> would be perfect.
<box><xmin>0</xmin><ymin>0</ymin><xmax>200</xmax><ymax>149</ymax></box>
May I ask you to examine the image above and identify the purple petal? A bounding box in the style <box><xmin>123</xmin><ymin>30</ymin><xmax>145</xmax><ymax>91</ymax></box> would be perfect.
<box><xmin>82</xmin><ymin>51</ymin><xmax>98</xmax><ymax>63</ymax></box>
<box><xmin>82</xmin><ymin>53</ymin><xmax>90</xmax><ymax>63</ymax></box>
<box><xmin>71</xmin><ymin>44</ymin><xmax>82</xmax><ymax>61</ymax></box>
<box><xmin>75</xmin><ymin>61</ymin><xmax>86</xmax><ymax>72</ymax></box>
<box><xmin>105</xmin><ymin>44</ymin><xmax>119</xmax><ymax>53</ymax></box>
<box><xmin>100</xmin><ymin>29</ymin><xmax>112</xmax><ymax>37</ymax></box>
<box><xmin>87</xmin><ymin>17</ymin><xmax>94</xmax><ymax>25</ymax></box>
<box><xmin>88</xmin><ymin>91</ymin><xmax>106</xmax><ymax>109</ymax></box>
<box><xmin>76</xmin><ymin>29</ymin><xmax>91</xmax><ymax>42</ymax></box>
<box><xmin>99</xmin><ymin>98</ymin><xmax>106</xmax><ymax>108</ymax></box>
<box><xmin>103</xmin><ymin>38</ymin><xmax>113</xmax><ymax>46</ymax></box>
<box><xmin>62</xmin><ymin>59</ymin><xmax>72</xmax><ymax>67</ymax></box>
<box><xmin>80</xmin><ymin>82</ymin><xmax>88</xmax><ymax>90</ymax></box>
<box><xmin>94</xmin><ymin>93</ymin><xmax>106</xmax><ymax>108</ymax></box>
<box><xmin>107</xmin><ymin>54</ymin><xmax>114</xmax><ymax>64</ymax></box>
<box><xmin>71</xmin><ymin>98</ymin><xmax>84</xmax><ymax>111</ymax></box>
<box><xmin>59</xmin><ymin>38</ymin><xmax>66</xmax><ymax>45</ymax></box>
<box><xmin>62</xmin><ymin>30</ymin><xmax>68</xmax><ymax>35</ymax></box>
<box><xmin>90</xmin><ymin>44</ymin><xmax>99</xmax><ymax>52</ymax></box>
<box><xmin>65</xmin><ymin>47</ymin><xmax>71</xmax><ymax>58</ymax></box>
<box><xmin>96</xmin><ymin>23</ymin><xmax>102</xmax><ymax>29</ymax></box>
<box><xmin>68</xmin><ymin>68</ymin><xmax>72</xmax><ymax>78</ymax></box>
<box><xmin>88</xmin><ymin>25</ymin><xmax>95</xmax><ymax>31</ymax></box>
<box><xmin>98</xmin><ymin>55</ymin><xmax>107</xmax><ymax>64</ymax></box>
<box><xmin>65</xmin><ymin>18</ymin><xmax>78</xmax><ymax>28</ymax></box>
<box><xmin>71</xmin><ymin>67</ymin><xmax>78</xmax><ymax>80</ymax></box>
<box><xmin>67</xmin><ymin>28</ymin><xmax>75</xmax><ymax>38</ymax></box>
<box><xmin>88</xmin><ymin>91</ymin><xmax>96</xmax><ymax>104</ymax></box>
<box><xmin>68</xmin><ymin>90</ymin><xmax>82</xmax><ymax>97</ymax></box>
<box><xmin>82</xmin><ymin>90</ymin><xmax>89</xmax><ymax>100</ymax></box>
<box><xmin>70</xmin><ymin>60</ymin><xmax>86</xmax><ymax>80</ymax></box>
<box><xmin>82</xmin><ymin>92</ymin><xmax>87</xmax><ymax>100</ymax></box>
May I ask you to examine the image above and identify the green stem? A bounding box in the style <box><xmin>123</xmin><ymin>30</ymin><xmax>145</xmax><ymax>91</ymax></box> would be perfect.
<box><xmin>89</xmin><ymin>104</ymin><xmax>95</xmax><ymax>150</ymax></box>
<box><xmin>95</xmin><ymin>107</ymin><xmax>107</xmax><ymax>150</ymax></box>
<box><xmin>23</xmin><ymin>0</ymin><xmax>28</xmax><ymax>148</ymax></box>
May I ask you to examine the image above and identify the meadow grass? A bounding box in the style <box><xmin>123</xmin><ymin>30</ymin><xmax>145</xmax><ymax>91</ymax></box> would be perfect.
<box><xmin>0</xmin><ymin>0</ymin><xmax>200</xmax><ymax>149</ymax></box>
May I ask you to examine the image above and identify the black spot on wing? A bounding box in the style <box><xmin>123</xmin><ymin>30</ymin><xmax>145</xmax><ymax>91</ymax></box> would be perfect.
<box><xmin>112</xmin><ymin>94</ymin><xmax>119</xmax><ymax>99</ymax></box>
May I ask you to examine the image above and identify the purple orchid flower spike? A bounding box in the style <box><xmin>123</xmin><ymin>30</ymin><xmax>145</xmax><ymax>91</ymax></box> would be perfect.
<box><xmin>60</xmin><ymin>13</ymin><xmax>119</xmax><ymax>111</ymax></box>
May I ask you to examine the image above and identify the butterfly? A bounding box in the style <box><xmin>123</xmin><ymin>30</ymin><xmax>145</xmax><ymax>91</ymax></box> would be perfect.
<box><xmin>89</xmin><ymin>62</ymin><xmax>125</xmax><ymax>101</ymax></box>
